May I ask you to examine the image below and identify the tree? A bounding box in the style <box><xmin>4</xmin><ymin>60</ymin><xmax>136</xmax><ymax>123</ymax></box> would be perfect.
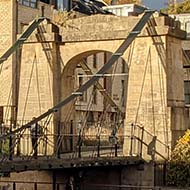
<box><xmin>161</xmin><ymin>0</ymin><xmax>190</xmax><ymax>14</ymax></box>
<box><xmin>167</xmin><ymin>129</ymin><xmax>190</xmax><ymax>187</ymax></box>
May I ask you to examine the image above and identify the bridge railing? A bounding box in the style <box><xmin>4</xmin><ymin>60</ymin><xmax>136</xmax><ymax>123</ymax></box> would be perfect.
<box><xmin>0</xmin><ymin>119</ymin><xmax>125</xmax><ymax>161</ymax></box>
<box><xmin>126</xmin><ymin>124</ymin><xmax>170</xmax><ymax>161</ymax></box>
<box><xmin>0</xmin><ymin>120</ymin><xmax>170</xmax><ymax>161</ymax></box>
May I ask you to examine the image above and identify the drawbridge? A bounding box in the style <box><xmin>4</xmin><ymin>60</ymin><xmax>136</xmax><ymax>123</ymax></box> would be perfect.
<box><xmin>0</xmin><ymin>10</ymin><xmax>172</xmax><ymax>174</ymax></box>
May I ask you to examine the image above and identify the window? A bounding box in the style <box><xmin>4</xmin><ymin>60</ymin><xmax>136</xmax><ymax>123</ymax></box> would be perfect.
<box><xmin>78</xmin><ymin>74</ymin><xmax>87</xmax><ymax>102</ymax></box>
<box><xmin>93</xmin><ymin>54</ymin><xmax>97</xmax><ymax>69</ymax></box>
<box><xmin>104</xmin><ymin>77</ymin><xmax>107</xmax><ymax>90</ymax></box>
<box><xmin>121</xmin><ymin>60</ymin><xmax>126</xmax><ymax>73</ymax></box>
<box><xmin>121</xmin><ymin>80</ymin><xmax>125</xmax><ymax>106</ymax></box>
<box><xmin>92</xmin><ymin>85</ymin><xmax>97</xmax><ymax>104</ymax></box>
<box><xmin>18</xmin><ymin>0</ymin><xmax>37</xmax><ymax>8</ymax></box>
<box><xmin>87</xmin><ymin>111</ymin><xmax>94</xmax><ymax>126</ymax></box>
<box><xmin>104</xmin><ymin>52</ymin><xmax>107</xmax><ymax>64</ymax></box>
<box><xmin>184</xmin><ymin>81</ymin><xmax>190</xmax><ymax>104</ymax></box>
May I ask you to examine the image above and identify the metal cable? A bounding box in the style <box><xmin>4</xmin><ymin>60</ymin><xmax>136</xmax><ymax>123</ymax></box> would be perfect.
<box><xmin>21</xmin><ymin>54</ymin><xmax>36</xmax><ymax>122</ymax></box>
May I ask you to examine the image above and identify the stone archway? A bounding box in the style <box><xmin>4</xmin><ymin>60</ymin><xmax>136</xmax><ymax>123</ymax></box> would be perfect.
<box><xmin>59</xmin><ymin>49</ymin><xmax>129</xmax><ymax>152</ymax></box>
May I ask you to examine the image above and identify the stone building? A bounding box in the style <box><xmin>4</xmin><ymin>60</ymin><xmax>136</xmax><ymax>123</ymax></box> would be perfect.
<box><xmin>0</xmin><ymin>0</ymin><xmax>189</xmax><ymax>189</ymax></box>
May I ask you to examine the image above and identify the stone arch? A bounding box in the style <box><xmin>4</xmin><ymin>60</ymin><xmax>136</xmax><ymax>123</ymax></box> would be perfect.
<box><xmin>59</xmin><ymin>40</ymin><xmax>129</xmax><ymax>66</ymax></box>
<box><xmin>59</xmin><ymin>49</ymin><xmax>129</xmax><ymax>152</ymax></box>
<box><xmin>60</xmin><ymin>49</ymin><xmax>128</xmax><ymax>119</ymax></box>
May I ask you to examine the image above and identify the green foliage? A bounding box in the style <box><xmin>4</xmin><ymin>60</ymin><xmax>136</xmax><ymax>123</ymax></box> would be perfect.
<box><xmin>161</xmin><ymin>0</ymin><xmax>190</xmax><ymax>14</ymax></box>
<box><xmin>167</xmin><ymin>130</ymin><xmax>190</xmax><ymax>187</ymax></box>
<box><xmin>0</xmin><ymin>139</ymin><xmax>9</xmax><ymax>155</ymax></box>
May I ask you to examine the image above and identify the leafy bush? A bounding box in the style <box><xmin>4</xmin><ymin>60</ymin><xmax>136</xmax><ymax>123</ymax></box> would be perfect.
<box><xmin>167</xmin><ymin>130</ymin><xmax>190</xmax><ymax>187</ymax></box>
<box><xmin>161</xmin><ymin>0</ymin><xmax>190</xmax><ymax>14</ymax></box>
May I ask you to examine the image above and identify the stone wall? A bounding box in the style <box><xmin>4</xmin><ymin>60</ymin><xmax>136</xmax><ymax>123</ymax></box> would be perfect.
<box><xmin>0</xmin><ymin>171</ymin><xmax>53</xmax><ymax>190</ymax></box>
<box><xmin>0</xmin><ymin>0</ymin><xmax>55</xmax><ymax>123</ymax></box>
<box><xmin>17</xmin><ymin>1</ymin><xmax>54</xmax><ymax>33</ymax></box>
<box><xmin>0</xmin><ymin>0</ymin><xmax>14</xmax><ymax>121</ymax></box>
<box><xmin>0</xmin><ymin>162</ymin><xmax>154</xmax><ymax>190</ymax></box>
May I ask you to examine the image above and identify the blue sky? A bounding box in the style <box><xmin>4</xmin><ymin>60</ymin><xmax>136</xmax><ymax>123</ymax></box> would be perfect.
<box><xmin>142</xmin><ymin>0</ymin><xmax>184</xmax><ymax>10</ymax></box>
<box><xmin>142</xmin><ymin>0</ymin><xmax>167</xmax><ymax>10</ymax></box>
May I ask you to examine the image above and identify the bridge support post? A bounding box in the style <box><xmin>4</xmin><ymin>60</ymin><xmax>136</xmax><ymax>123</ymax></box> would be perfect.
<box><xmin>34</xmin><ymin>182</ymin><xmax>37</xmax><ymax>190</ymax></box>
<box><xmin>115</xmin><ymin>143</ymin><xmax>118</xmax><ymax>157</ymax></box>
<box><xmin>97</xmin><ymin>136</ymin><xmax>100</xmax><ymax>157</ymax></box>
<box><xmin>70</xmin><ymin>120</ymin><xmax>73</xmax><ymax>151</ymax></box>
<box><xmin>57</xmin><ymin>121</ymin><xmax>61</xmax><ymax>159</ymax></box>
<box><xmin>9</xmin><ymin>126</ymin><xmax>13</xmax><ymax>161</ymax></box>
<box><xmin>129</xmin><ymin>123</ymin><xmax>134</xmax><ymax>156</ymax></box>
<box><xmin>78</xmin><ymin>142</ymin><xmax>81</xmax><ymax>158</ymax></box>
<box><xmin>53</xmin><ymin>171</ymin><xmax>56</xmax><ymax>190</ymax></box>
<box><xmin>13</xmin><ymin>182</ymin><xmax>16</xmax><ymax>190</ymax></box>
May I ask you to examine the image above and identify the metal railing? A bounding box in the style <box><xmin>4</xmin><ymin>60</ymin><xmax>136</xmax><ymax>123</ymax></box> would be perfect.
<box><xmin>0</xmin><ymin>120</ymin><xmax>170</xmax><ymax>162</ymax></box>
<box><xmin>126</xmin><ymin>124</ymin><xmax>170</xmax><ymax>161</ymax></box>
<box><xmin>0</xmin><ymin>120</ymin><xmax>124</xmax><ymax>161</ymax></box>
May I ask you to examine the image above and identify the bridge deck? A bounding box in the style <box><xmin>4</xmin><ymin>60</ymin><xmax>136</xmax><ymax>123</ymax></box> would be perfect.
<box><xmin>0</xmin><ymin>156</ymin><xmax>144</xmax><ymax>173</ymax></box>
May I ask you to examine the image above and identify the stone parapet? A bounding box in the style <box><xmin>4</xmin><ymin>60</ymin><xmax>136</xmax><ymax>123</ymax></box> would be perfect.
<box><xmin>59</xmin><ymin>14</ymin><xmax>186</xmax><ymax>42</ymax></box>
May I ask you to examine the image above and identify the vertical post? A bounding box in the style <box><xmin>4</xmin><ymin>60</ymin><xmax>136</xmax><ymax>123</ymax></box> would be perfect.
<box><xmin>41</xmin><ymin>6</ymin><xmax>44</xmax><ymax>17</ymax></box>
<box><xmin>114</xmin><ymin>143</ymin><xmax>117</xmax><ymax>157</ymax></box>
<box><xmin>34</xmin><ymin>182</ymin><xmax>37</xmax><ymax>190</ymax></box>
<box><xmin>0</xmin><ymin>123</ymin><xmax>2</xmax><ymax>155</ymax></box>
<box><xmin>34</xmin><ymin>123</ymin><xmax>38</xmax><ymax>159</ymax></box>
<box><xmin>13</xmin><ymin>182</ymin><xmax>16</xmax><ymax>190</ymax></box>
<box><xmin>163</xmin><ymin>162</ymin><xmax>166</xmax><ymax>186</ymax></box>
<box><xmin>78</xmin><ymin>130</ymin><xmax>82</xmax><ymax>158</ymax></box>
<box><xmin>68</xmin><ymin>0</ymin><xmax>72</xmax><ymax>11</ymax></box>
<box><xmin>53</xmin><ymin>171</ymin><xmax>56</xmax><ymax>190</ymax></box>
<box><xmin>97</xmin><ymin>136</ymin><xmax>100</xmax><ymax>157</ymax></box>
<box><xmin>9</xmin><ymin>124</ymin><xmax>13</xmax><ymax>160</ymax></box>
<box><xmin>70</xmin><ymin>120</ymin><xmax>73</xmax><ymax>151</ymax></box>
<box><xmin>57</xmin><ymin>121</ymin><xmax>61</xmax><ymax>159</ymax></box>
<box><xmin>129</xmin><ymin>123</ymin><xmax>134</xmax><ymax>156</ymax></box>
<box><xmin>139</xmin><ymin>126</ymin><xmax>144</xmax><ymax>158</ymax></box>
<box><xmin>78</xmin><ymin>138</ymin><xmax>81</xmax><ymax>158</ymax></box>
<box><xmin>153</xmin><ymin>162</ymin><xmax>156</xmax><ymax>187</ymax></box>
<box><xmin>57</xmin><ymin>183</ymin><xmax>60</xmax><ymax>190</ymax></box>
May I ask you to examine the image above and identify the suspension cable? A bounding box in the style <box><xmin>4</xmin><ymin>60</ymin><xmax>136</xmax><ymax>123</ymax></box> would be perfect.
<box><xmin>4</xmin><ymin>84</ymin><xmax>13</xmax><ymax>122</ymax></box>
<box><xmin>149</xmin><ymin>48</ymin><xmax>156</xmax><ymax>135</ymax></box>
<box><xmin>21</xmin><ymin>54</ymin><xmax>36</xmax><ymax>122</ymax></box>
<box><xmin>35</xmin><ymin>56</ymin><xmax>42</xmax><ymax>115</ymax></box>
<box><xmin>134</xmin><ymin>47</ymin><xmax>151</xmax><ymax>125</ymax></box>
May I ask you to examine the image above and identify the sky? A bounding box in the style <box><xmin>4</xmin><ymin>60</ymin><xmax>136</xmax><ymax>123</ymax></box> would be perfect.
<box><xmin>142</xmin><ymin>0</ymin><xmax>167</xmax><ymax>10</ymax></box>
<box><xmin>142</xmin><ymin>0</ymin><xmax>184</xmax><ymax>10</ymax></box>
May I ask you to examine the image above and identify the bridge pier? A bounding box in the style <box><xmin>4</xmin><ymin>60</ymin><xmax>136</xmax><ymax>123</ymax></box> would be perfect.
<box><xmin>0</xmin><ymin>161</ymin><xmax>158</xmax><ymax>190</ymax></box>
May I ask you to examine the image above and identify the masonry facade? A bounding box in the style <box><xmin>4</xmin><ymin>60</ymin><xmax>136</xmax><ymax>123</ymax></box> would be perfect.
<box><xmin>0</xmin><ymin>0</ymin><xmax>189</xmax><ymax>188</ymax></box>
